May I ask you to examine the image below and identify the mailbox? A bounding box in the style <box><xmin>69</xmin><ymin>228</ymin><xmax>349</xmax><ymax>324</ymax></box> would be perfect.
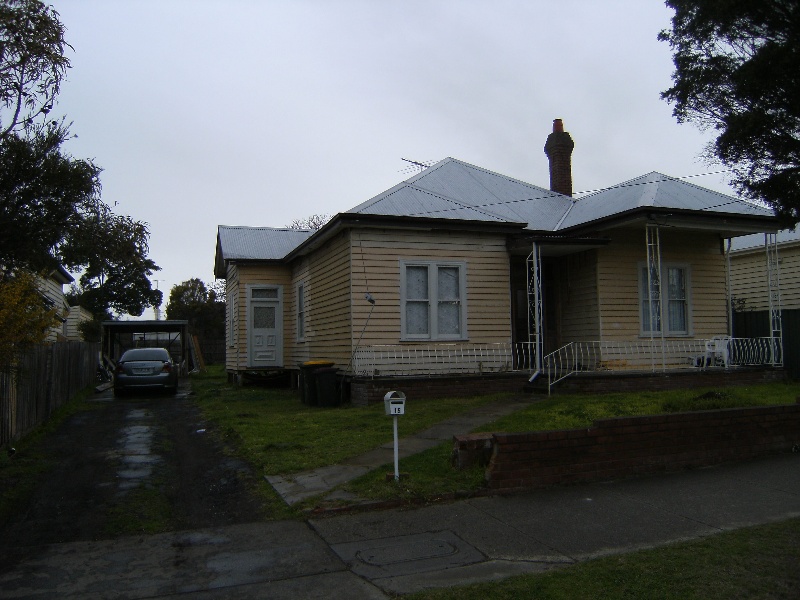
<box><xmin>384</xmin><ymin>390</ymin><xmax>406</xmax><ymax>416</ymax></box>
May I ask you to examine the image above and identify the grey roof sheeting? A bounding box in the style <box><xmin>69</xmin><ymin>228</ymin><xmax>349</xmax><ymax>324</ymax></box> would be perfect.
<box><xmin>217</xmin><ymin>226</ymin><xmax>313</xmax><ymax>261</ymax></box>
<box><xmin>556</xmin><ymin>172</ymin><xmax>773</xmax><ymax>231</ymax></box>
<box><xmin>729</xmin><ymin>228</ymin><xmax>800</xmax><ymax>252</ymax></box>
<box><xmin>216</xmin><ymin>163</ymin><xmax>778</xmax><ymax>272</ymax></box>
<box><xmin>348</xmin><ymin>158</ymin><xmax>573</xmax><ymax>231</ymax></box>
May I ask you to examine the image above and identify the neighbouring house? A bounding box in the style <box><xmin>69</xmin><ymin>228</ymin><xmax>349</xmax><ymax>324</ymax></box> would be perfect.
<box><xmin>37</xmin><ymin>265</ymin><xmax>74</xmax><ymax>342</ymax></box>
<box><xmin>214</xmin><ymin>120</ymin><xmax>783</xmax><ymax>400</ymax></box>
<box><xmin>64</xmin><ymin>305</ymin><xmax>93</xmax><ymax>341</ymax></box>
<box><xmin>729</xmin><ymin>229</ymin><xmax>800</xmax><ymax>312</ymax></box>
<box><xmin>729</xmin><ymin>229</ymin><xmax>799</xmax><ymax>378</ymax></box>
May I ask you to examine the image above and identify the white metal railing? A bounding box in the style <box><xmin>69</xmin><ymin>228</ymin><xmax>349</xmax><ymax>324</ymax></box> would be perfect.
<box><xmin>351</xmin><ymin>342</ymin><xmax>536</xmax><ymax>377</ymax></box>
<box><xmin>349</xmin><ymin>337</ymin><xmax>782</xmax><ymax>384</ymax></box>
<box><xmin>544</xmin><ymin>337</ymin><xmax>782</xmax><ymax>392</ymax></box>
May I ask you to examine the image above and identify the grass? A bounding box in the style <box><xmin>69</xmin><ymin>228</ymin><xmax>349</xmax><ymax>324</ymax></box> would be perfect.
<box><xmin>103</xmin><ymin>483</ymin><xmax>174</xmax><ymax>537</ymax></box>
<box><xmin>406</xmin><ymin>517</ymin><xmax>800</xmax><ymax>599</ymax></box>
<box><xmin>190</xmin><ymin>365</ymin><xmax>510</xmax><ymax>517</ymax></box>
<box><xmin>191</xmin><ymin>366</ymin><xmax>508</xmax><ymax>476</ymax></box>
<box><xmin>340</xmin><ymin>381</ymin><xmax>800</xmax><ymax>504</ymax></box>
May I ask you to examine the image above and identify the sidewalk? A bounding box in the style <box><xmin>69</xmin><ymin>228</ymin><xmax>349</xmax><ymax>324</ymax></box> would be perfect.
<box><xmin>2</xmin><ymin>453</ymin><xmax>798</xmax><ymax>598</ymax></box>
<box><xmin>266</xmin><ymin>395</ymin><xmax>532</xmax><ymax>505</ymax></box>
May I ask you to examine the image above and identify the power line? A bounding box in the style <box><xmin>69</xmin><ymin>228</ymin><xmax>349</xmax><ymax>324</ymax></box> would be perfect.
<box><xmin>401</xmin><ymin>170</ymin><xmax>754</xmax><ymax>219</ymax></box>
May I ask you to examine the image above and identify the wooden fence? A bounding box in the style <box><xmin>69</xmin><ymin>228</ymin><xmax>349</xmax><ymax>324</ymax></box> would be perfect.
<box><xmin>198</xmin><ymin>339</ymin><xmax>225</xmax><ymax>365</ymax></box>
<box><xmin>1</xmin><ymin>341</ymin><xmax>99</xmax><ymax>448</ymax></box>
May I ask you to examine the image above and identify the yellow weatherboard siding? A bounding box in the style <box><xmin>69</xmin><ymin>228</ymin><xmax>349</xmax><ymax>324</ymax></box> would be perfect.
<box><xmin>348</xmin><ymin>229</ymin><xmax>512</xmax><ymax>347</ymax></box>
<box><xmin>730</xmin><ymin>243</ymin><xmax>800</xmax><ymax>311</ymax></box>
<box><xmin>596</xmin><ymin>228</ymin><xmax>727</xmax><ymax>341</ymax></box>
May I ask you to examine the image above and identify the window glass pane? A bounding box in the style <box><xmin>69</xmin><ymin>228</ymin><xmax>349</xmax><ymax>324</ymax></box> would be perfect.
<box><xmin>667</xmin><ymin>268</ymin><xmax>685</xmax><ymax>300</ymax></box>
<box><xmin>667</xmin><ymin>268</ymin><xmax>687</xmax><ymax>332</ymax></box>
<box><xmin>252</xmin><ymin>288</ymin><xmax>278</xmax><ymax>299</ymax></box>
<box><xmin>254</xmin><ymin>305</ymin><xmax>275</xmax><ymax>329</ymax></box>
<box><xmin>437</xmin><ymin>267</ymin><xmax>460</xmax><ymax>300</ymax></box>
<box><xmin>406</xmin><ymin>301</ymin><xmax>429</xmax><ymax>334</ymax></box>
<box><xmin>668</xmin><ymin>300</ymin><xmax>686</xmax><ymax>332</ymax></box>
<box><xmin>438</xmin><ymin>302</ymin><xmax>460</xmax><ymax>335</ymax></box>
<box><xmin>406</xmin><ymin>266</ymin><xmax>428</xmax><ymax>300</ymax></box>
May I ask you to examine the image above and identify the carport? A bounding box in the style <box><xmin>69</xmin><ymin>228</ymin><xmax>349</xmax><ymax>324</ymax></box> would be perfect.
<box><xmin>101</xmin><ymin>320</ymin><xmax>191</xmax><ymax>373</ymax></box>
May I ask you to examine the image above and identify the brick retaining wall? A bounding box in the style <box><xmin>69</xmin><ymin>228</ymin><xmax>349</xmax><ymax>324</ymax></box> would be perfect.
<box><xmin>350</xmin><ymin>368</ymin><xmax>785</xmax><ymax>405</ymax></box>
<box><xmin>349</xmin><ymin>373</ymin><xmax>530</xmax><ymax>406</ymax></box>
<box><xmin>551</xmin><ymin>367</ymin><xmax>784</xmax><ymax>394</ymax></box>
<box><xmin>479</xmin><ymin>403</ymin><xmax>800</xmax><ymax>492</ymax></box>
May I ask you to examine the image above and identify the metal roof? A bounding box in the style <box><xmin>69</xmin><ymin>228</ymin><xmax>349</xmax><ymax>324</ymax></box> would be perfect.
<box><xmin>347</xmin><ymin>158</ymin><xmax>573</xmax><ymax>231</ymax></box>
<box><xmin>729</xmin><ymin>228</ymin><xmax>800</xmax><ymax>252</ymax></box>
<box><xmin>216</xmin><ymin>164</ymin><xmax>778</xmax><ymax>271</ymax></box>
<box><xmin>556</xmin><ymin>172</ymin><xmax>774</xmax><ymax>230</ymax></box>
<box><xmin>216</xmin><ymin>226</ymin><xmax>313</xmax><ymax>261</ymax></box>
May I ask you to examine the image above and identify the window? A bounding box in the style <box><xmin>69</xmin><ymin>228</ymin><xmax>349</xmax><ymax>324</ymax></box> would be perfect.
<box><xmin>639</xmin><ymin>264</ymin><xmax>690</xmax><ymax>335</ymax></box>
<box><xmin>296</xmin><ymin>282</ymin><xmax>305</xmax><ymax>341</ymax></box>
<box><xmin>227</xmin><ymin>287</ymin><xmax>237</xmax><ymax>347</ymax></box>
<box><xmin>401</xmin><ymin>261</ymin><xmax>467</xmax><ymax>340</ymax></box>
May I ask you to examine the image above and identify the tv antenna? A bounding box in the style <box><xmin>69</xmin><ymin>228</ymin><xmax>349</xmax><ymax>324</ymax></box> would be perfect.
<box><xmin>399</xmin><ymin>157</ymin><xmax>437</xmax><ymax>175</ymax></box>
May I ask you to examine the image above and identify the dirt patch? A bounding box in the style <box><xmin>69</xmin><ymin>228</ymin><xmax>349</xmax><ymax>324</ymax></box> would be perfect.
<box><xmin>0</xmin><ymin>385</ymin><xmax>267</xmax><ymax>566</ymax></box>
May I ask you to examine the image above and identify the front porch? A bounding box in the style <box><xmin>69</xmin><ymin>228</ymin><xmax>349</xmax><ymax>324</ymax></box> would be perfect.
<box><xmin>350</xmin><ymin>337</ymin><xmax>784</xmax><ymax>396</ymax></box>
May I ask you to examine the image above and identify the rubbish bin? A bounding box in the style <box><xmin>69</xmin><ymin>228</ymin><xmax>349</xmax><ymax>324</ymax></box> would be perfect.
<box><xmin>315</xmin><ymin>367</ymin><xmax>340</xmax><ymax>407</ymax></box>
<box><xmin>298</xmin><ymin>360</ymin><xmax>334</xmax><ymax>405</ymax></box>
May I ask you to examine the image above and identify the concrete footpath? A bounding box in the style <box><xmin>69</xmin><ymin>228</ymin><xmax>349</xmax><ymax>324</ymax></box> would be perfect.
<box><xmin>1</xmin><ymin>402</ymin><xmax>799</xmax><ymax>598</ymax></box>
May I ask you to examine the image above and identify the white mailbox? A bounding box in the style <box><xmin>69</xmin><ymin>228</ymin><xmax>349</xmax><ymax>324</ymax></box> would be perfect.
<box><xmin>384</xmin><ymin>390</ymin><xmax>406</xmax><ymax>416</ymax></box>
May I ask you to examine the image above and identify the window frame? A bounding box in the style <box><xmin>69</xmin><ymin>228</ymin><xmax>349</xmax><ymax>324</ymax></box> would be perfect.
<box><xmin>296</xmin><ymin>281</ymin><xmax>306</xmax><ymax>341</ymax></box>
<box><xmin>638</xmin><ymin>262</ymin><xmax>692</xmax><ymax>337</ymax></box>
<box><xmin>400</xmin><ymin>260</ymin><xmax>468</xmax><ymax>341</ymax></box>
<box><xmin>227</xmin><ymin>283</ymin><xmax>237</xmax><ymax>348</ymax></box>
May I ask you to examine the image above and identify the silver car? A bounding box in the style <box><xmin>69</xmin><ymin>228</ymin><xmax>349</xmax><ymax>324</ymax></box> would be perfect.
<box><xmin>114</xmin><ymin>348</ymin><xmax>179</xmax><ymax>396</ymax></box>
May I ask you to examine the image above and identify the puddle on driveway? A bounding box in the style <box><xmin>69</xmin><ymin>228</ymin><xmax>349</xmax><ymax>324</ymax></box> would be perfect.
<box><xmin>116</xmin><ymin>408</ymin><xmax>161</xmax><ymax>492</ymax></box>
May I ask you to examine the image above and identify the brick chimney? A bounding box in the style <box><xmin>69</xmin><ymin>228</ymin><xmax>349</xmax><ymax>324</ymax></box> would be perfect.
<box><xmin>544</xmin><ymin>118</ymin><xmax>574</xmax><ymax>197</ymax></box>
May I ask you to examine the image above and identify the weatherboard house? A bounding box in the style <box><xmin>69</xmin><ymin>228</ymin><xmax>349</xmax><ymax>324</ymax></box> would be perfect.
<box><xmin>214</xmin><ymin>120</ymin><xmax>784</xmax><ymax>402</ymax></box>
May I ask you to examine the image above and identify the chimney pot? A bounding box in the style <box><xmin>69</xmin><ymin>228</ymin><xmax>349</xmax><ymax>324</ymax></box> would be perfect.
<box><xmin>544</xmin><ymin>119</ymin><xmax>574</xmax><ymax>197</ymax></box>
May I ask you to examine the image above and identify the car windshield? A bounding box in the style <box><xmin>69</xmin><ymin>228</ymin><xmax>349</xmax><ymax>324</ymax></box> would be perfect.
<box><xmin>119</xmin><ymin>349</ymin><xmax>171</xmax><ymax>362</ymax></box>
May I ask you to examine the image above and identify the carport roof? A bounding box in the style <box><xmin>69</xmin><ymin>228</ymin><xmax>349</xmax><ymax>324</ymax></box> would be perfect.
<box><xmin>102</xmin><ymin>320</ymin><xmax>188</xmax><ymax>333</ymax></box>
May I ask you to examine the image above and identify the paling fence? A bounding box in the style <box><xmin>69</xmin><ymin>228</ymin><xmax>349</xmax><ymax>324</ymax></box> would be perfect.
<box><xmin>1</xmin><ymin>342</ymin><xmax>99</xmax><ymax>447</ymax></box>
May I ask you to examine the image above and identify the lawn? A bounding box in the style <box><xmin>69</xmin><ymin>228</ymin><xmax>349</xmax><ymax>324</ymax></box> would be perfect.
<box><xmin>190</xmin><ymin>366</ymin><xmax>509</xmax><ymax>476</ymax></box>
<box><xmin>191</xmin><ymin>368</ymin><xmax>800</xmax><ymax>509</ymax></box>
<box><xmin>406</xmin><ymin>517</ymin><xmax>800</xmax><ymax>600</ymax></box>
<box><xmin>340</xmin><ymin>381</ymin><xmax>800</xmax><ymax>504</ymax></box>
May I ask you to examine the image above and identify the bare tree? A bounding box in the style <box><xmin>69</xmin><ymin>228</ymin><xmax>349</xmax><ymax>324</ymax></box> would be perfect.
<box><xmin>286</xmin><ymin>214</ymin><xmax>331</xmax><ymax>231</ymax></box>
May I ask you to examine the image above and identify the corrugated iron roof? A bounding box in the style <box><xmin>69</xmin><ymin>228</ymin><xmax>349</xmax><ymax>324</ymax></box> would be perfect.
<box><xmin>217</xmin><ymin>164</ymin><xmax>778</xmax><ymax>269</ymax></box>
<box><xmin>729</xmin><ymin>228</ymin><xmax>800</xmax><ymax>252</ymax></box>
<box><xmin>556</xmin><ymin>172</ymin><xmax>773</xmax><ymax>230</ymax></box>
<box><xmin>217</xmin><ymin>225</ymin><xmax>313</xmax><ymax>261</ymax></box>
<box><xmin>347</xmin><ymin>158</ymin><xmax>573</xmax><ymax>231</ymax></box>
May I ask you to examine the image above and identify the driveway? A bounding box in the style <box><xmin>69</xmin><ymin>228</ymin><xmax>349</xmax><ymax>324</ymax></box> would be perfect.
<box><xmin>0</xmin><ymin>382</ymin><xmax>265</xmax><ymax>567</ymax></box>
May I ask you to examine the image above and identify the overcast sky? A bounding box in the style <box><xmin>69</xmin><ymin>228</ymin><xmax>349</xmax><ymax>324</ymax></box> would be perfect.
<box><xmin>54</xmin><ymin>1</ymin><xmax>733</xmax><ymax>319</ymax></box>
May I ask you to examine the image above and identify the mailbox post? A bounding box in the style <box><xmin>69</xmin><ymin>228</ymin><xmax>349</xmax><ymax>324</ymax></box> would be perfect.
<box><xmin>384</xmin><ymin>391</ymin><xmax>406</xmax><ymax>482</ymax></box>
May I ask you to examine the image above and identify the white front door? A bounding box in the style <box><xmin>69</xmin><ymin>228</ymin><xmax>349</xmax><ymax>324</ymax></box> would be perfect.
<box><xmin>247</xmin><ymin>285</ymin><xmax>283</xmax><ymax>368</ymax></box>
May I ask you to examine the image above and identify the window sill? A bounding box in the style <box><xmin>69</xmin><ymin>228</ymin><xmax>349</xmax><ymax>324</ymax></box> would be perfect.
<box><xmin>399</xmin><ymin>337</ymin><xmax>469</xmax><ymax>343</ymax></box>
<box><xmin>638</xmin><ymin>333</ymin><xmax>691</xmax><ymax>338</ymax></box>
